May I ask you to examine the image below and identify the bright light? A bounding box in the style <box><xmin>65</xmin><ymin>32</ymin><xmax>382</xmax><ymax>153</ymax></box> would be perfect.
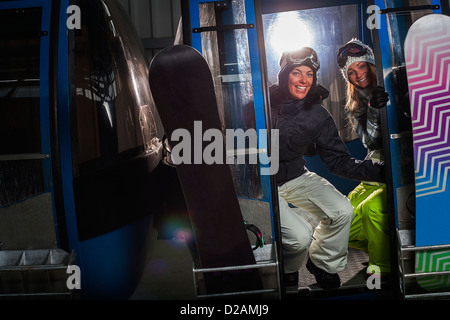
<box><xmin>266</xmin><ymin>12</ymin><xmax>313</xmax><ymax>58</ymax></box>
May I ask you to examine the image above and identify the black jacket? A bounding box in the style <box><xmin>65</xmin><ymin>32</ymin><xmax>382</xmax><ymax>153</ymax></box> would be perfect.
<box><xmin>270</xmin><ymin>83</ymin><xmax>385</xmax><ymax>186</ymax></box>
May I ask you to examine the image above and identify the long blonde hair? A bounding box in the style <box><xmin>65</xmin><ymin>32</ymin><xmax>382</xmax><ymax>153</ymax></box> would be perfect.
<box><xmin>345</xmin><ymin>63</ymin><xmax>377</xmax><ymax>127</ymax></box>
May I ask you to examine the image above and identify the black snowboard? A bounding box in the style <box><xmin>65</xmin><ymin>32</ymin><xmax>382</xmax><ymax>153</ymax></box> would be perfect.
<box><xmin>149</xmin><ymin>45</ymin><xmax>263</xmax><ymax>295</ymax></box>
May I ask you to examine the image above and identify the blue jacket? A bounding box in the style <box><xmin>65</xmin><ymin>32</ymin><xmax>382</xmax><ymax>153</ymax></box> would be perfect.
<box><xmin>270</xmin><ymin>84</ymin><xmax>385</xmax><ymax>186</ymax></box>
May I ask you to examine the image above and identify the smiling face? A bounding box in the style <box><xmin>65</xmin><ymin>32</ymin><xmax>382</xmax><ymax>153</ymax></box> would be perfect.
<box><xmin>288</xmin><ymin>65</ymin><xmax>314</xmax><ymax>100</ymax></box>
<box><xmin>347</xmin><ymin>61</ymin><xmax>371</xmax><ymax>89</ymax></box>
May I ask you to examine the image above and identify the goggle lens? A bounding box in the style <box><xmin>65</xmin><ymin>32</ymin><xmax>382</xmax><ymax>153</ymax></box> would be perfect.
<box><xmin>337</xmin><ymin>43</ymin><xmax>367</xmax><ymax>68</ymax></box>
<box><xmin>288</xmin><ymin>48</ymin><xmax>320</xmax><ymax>71</ymax></box>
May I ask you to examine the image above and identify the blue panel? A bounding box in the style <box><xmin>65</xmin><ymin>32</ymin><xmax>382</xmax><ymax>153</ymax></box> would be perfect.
<box><xmin>432</xmin><ymin>0</ymin><xmax>443</xmax><ymax>13</ymax></box>
<box><xmin>244</xmin><ymin>0</ymin><xmax>277</xmax><ymax>238</ymax></box>
<box><xmin>78</xmin><ymin>216</ymin><xmax>153</xmax><ymax>299</ymax></box>
<box><xmin>38</xmin><ymin>1</ymin><xmax>53</xmax><ymax>194</ymax></box>
<box><xmin>56</xmin><ymin>0</ymin><xmax>82</xmax><ymax>257</ymax></box>
<box><xmin>244</xmin><ymin>0</ymin><xmax>272</xmax><ymax>201</ymax></box>
<box><xmin>374</xmin><ymin>0</ymin><xmax>403</xmax><ymax>227</ymax></box>
<box><xmin>417</xmin><ymin>192</ymin><xmax>450</xmax><ymax>246</ymax></box>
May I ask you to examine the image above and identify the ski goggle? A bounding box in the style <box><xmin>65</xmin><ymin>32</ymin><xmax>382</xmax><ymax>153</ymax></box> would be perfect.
<box><xmin>281</xmin><ymin>47</ymin><xmax>320</xmax><ymax>72</ymax></box>
<box><xmin>337</xmin><ymin>43</ymin><xmax>368</xmax><ymax>68</ymax></box>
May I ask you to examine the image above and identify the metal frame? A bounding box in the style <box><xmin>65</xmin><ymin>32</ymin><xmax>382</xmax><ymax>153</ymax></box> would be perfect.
<box><xmin>192</xmin><ymin>244</ymin><xmax>282</xmax><ymax>299</ymax></box>
<box><xmin>397</xmin><ymin>229</ymin><xmax>450</xmax><ymax>299</ymax></box>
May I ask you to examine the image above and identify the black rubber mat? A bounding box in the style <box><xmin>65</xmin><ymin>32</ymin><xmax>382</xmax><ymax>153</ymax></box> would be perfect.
<box><xmin>298</xmin><ymin>247</ymin><xmax>369</xmax><ymax>290</ymax></box>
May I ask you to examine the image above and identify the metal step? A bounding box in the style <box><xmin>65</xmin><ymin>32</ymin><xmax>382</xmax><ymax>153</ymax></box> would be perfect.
<box><xmin>193</xmin><ymin>244</ymin><xmax>282</xmax><ymax>299</ymax></box>
<box><xmin>0</xmin><ymin>249</ymin><xmax>76</xmax><ymax>298</ymax></box>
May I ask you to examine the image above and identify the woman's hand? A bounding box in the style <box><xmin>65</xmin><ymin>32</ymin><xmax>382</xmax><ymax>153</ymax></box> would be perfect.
<box><xmin>369</xmin><ymin>86</ymin><xmax>389</xmax><ymax>109</ymax></box>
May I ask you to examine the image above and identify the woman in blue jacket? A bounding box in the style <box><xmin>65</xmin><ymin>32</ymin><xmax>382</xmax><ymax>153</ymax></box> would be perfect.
<box><xmin>270</xmin><ymin>47</ymin><xmax>385</xmax><ymax>289</ymax></box>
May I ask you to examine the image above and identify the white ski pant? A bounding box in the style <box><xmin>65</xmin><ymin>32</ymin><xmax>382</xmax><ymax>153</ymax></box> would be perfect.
<box><xmin>278</xmin><ymin>171</ymin><xmax>354</xmax><ymax>274</ymax></box>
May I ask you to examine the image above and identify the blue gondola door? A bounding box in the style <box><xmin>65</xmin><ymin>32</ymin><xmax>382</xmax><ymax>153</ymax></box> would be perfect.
<box><xmin>182</xmin><ymin>0</ymin><xmax>285</xmax><ymax>298</ymax></box>
<box><xmin>0</xmin><ymin>1</ymin><xmax>60</xmax><ymax>251</ymax></box>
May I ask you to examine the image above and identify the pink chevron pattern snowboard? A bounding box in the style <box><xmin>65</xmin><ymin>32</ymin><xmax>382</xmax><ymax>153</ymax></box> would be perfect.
<box><xmin>405</xmin><ymin>14</ymin><xmax>450</xmax><ymax>200</ymax></box>
<box><xmin>405</xmin><ymin>14</ymin><xmax>450</xmax><ymax>291</ymax></box>
<box><xmin>405</xmin><ymin>14</ymin><xmax>450</xmax><ymax>246</ymax></box>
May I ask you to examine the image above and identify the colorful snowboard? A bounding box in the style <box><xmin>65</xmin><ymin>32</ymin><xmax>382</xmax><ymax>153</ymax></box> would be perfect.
<box><xmin>404</xmin><ymin>14</ymin><xmax>450</xmax><ymax>291</ymax></box>
<box><xmin>148</xmin><ymin>45</ymin><xmax>263</xmax><ymax>295</ymax></box>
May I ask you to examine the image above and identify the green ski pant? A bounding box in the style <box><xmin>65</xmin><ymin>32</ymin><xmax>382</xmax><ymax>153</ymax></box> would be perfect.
<box><xmin>348</xmin><ymin>183</ymin><xmax>391</xmax><ymax>275</ymax></box>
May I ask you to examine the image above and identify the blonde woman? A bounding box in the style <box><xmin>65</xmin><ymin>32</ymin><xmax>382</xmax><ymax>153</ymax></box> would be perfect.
<box><xmin>337</xmin><ymin>39</ymin><xmax>390</xmax><ymax>275</ymax></box>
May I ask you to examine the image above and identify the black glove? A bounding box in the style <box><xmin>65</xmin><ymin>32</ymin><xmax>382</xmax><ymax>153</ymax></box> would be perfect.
<box><xmin>369</xmin><ymin>86</ymin><xmax>389</xmax><ymax>109</ymax></box>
